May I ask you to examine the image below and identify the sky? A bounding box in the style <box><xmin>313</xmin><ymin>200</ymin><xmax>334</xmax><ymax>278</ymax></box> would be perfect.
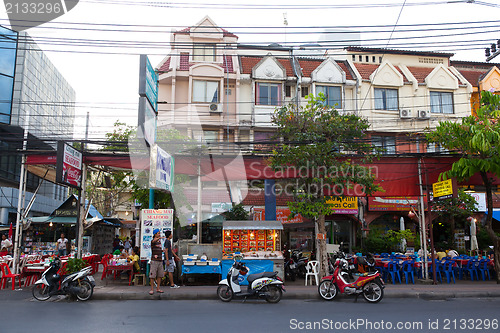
<box><xmin>2</xmin><ymin>0</ymin><xmax>500</xmax><ymax>140</ymax></box>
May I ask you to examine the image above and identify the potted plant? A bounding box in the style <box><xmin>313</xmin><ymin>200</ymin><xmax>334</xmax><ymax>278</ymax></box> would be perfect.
<box><xmin>66</xmin><ymin>257</ymin><xmax>88</xmax><ymax>274</ymax></box>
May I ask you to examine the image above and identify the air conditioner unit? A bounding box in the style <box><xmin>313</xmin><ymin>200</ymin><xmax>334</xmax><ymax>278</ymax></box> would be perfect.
<box><xmin>418</xmin><ymin>110</ymin><xmax>430</xmax><ymax>119</ymax></box>
<box><xmin>209</xmin><ymin>103</ymin><xmax>222</xmax><ymax>113</ymax></box>
<box><xmin>399</xmin><ymin>109</ymin><xmax>413</xmax><ymax>119</ymax></box>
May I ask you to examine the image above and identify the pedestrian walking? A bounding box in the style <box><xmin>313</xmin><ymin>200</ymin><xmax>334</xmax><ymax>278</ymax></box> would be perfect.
<box><xmin>57</xmin><ymin>233</ymin><xmax>68</xmax><ymax>256</ymax></box>
<box><xmin>164</xmin><ymin>230</ymin><xmax>180</xmax><ymax>289</ymax></box>
<box><xmin>149</xmin><ymin>229</ymin><xmax>165</xmax><ymax>295</ymax></box>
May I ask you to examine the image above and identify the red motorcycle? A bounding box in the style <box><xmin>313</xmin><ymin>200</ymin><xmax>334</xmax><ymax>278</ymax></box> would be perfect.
<box><xmin>318</xmin><ymin>255</ymin><xmax>385</xmax><ymax>303</ymax></box>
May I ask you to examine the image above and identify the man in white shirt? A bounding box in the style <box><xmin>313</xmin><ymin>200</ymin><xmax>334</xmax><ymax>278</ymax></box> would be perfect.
<box><xmin>1</xmin><ymin>234</ymin><xmax>13</xmax><ymax>256</ymax></box>
<box><xmin>447</xmin><ymin>249</ymin><xmax>459</xmax><ymax>258</ymax></box>
<box><xmin>57</xmin><ymin>233</ymin><xmax>68</xmax><ymax>256</ymax></box>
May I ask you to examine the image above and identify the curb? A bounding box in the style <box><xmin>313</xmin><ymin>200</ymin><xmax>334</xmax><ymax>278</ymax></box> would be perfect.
<box><xmin>92</xmin><ymin>290</ymin><xmax>500</xmax><ymax>301</ymax></box>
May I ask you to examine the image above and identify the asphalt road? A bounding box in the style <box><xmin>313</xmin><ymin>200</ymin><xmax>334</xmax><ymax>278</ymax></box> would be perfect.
<box><xmin>1</xmin><ymin>295</ymin><xmax>499</xmax><ymax>333</ymax></box>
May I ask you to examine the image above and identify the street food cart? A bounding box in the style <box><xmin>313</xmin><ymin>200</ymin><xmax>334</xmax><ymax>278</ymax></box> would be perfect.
<box><xmin>222</xmin><ymin>220</ymin><xmax>284</xmax><ymax>282</ymax></box>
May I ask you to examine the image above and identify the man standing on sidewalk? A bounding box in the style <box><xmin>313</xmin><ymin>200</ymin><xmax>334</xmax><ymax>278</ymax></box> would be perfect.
<box><xmin>149</xmin><ymin>229</ymin><xmax>165</xmax><ymax>295</ymax></box>
<box><xmin>164</xmin><ymin>230</ymin><xmax>180</xmax><ymax>289</ymax></box>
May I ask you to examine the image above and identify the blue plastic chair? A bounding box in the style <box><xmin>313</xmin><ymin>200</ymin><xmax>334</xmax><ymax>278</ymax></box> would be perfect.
<box><xmin>464</xmin><ymin>260</ymin><xmax>479</xmax><ymax>281</ymax></box>
<box><xmin>477</xmin><ymin>259</ymin><xmax>491</xmax><ymax>281</ymax></box>
<box><xmin>429</xmin><ymin>261</ymin><xmax>442</xmax><ymax>283</ymax></box>
<box><xmin>402</xmin><ymin>261</ymin><xmax>415</xmax><ymax>284</ymax></box>
<box><xmin>442</xmin><ymin>261</ymin><xmax>456</xmax><ymax>284</ymax></box>
<box><xmin>386</xmin><ymin>262</ymin><xmax>402</xmax><ymax>284</ymax></box>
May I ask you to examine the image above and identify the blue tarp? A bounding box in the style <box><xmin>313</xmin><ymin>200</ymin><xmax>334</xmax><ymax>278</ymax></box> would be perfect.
<box><xmin>221</xmin><ymin>259</ymin><xmax>274</xmax><ymax>286</ymax></box>
<box><xmin>492</xmin><ymin>210</ymin><xmax>500</xmax><ymax>222</ymax></box>
<box><xmin>182</xmin><ymin>264</ymin><xmax>222</xmax><ymax>275</ymax></box>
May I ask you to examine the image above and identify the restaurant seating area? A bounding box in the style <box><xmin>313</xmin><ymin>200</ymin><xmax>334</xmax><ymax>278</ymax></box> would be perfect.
<box><xmin>0</xmin><ymin>254</ymin><xmax>101</xmax><ymax>290</ymax></box>
<box><xmin>372</xmin><ymin>253</ymin><xmax>495</xmax><ymax>284</ymax></box>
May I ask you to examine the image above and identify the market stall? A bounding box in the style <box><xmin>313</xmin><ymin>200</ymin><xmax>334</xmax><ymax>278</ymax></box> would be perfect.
<box><xmin>222</xmin><ymin>220</ymin><xmax>284</xmax><ymax>283</ymax></box>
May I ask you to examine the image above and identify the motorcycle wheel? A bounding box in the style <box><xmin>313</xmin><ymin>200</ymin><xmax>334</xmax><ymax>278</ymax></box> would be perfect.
<box><xmin>217</xmin><ymin>285</ymin><xmax>233</xmax><ymax>302</ymax></box>
<box><xmin>32</xmin><ymin>284</ymin><xmax>51</xmax><ymax>301</ymax></box>
<box><xmin>362</xmin><ymin>281</ymin><xmax>384</xmax><ymax>303</ymax></box>
<box><xmin>75</xmin><ymin>280</ymin><xmax>94</xmax><ymax>301</ymax></box>
<box><xmin>318</xmin><ymin>280</ymin><xmax>338</xmax><ymax>301</ymax></box>
<box><xmin>264</xmin><ymin>285</ymin><xmax>282</xmax><ymax>303</ymax></box>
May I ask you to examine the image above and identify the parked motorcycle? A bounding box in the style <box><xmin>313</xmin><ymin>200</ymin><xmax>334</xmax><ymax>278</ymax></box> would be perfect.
<box><xmin>217</xmin><ymin>258</ymin><xmax>284</xmax><ymax>303</ymax></box>
<box><xmin>291</xmin><ymin>250</ymin><xmax>308</xmax><ymax>278</ymax></box>
<box><xmin>355</xmin><ymin>253</ymin><xmax>377</xmax><ymax>274</ymax></box>
<box><xmin>284</xmin><ymin>256</ymin><xmax>297</xmax><ymax>281</ymax></box>
<box><xmin>319</xmin><ymin>253</ymin><xmax>384</xmax><ymax>303</ymax></box>
<box><xmin>32</xmin><ymin>257</ymin><xmax>96</xmax><ymax>301</ymax></box>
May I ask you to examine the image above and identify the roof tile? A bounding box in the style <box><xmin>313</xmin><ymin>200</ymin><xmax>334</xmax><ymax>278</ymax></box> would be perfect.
<box><xmin>179</xmin><ymin>53</ymin><xmax>191</xmax><ymax>71</ymax></box>
<box><xmin>158</xmin><ymin>57</ymin><xmax>171</xmax><ymax>72</ymax></box>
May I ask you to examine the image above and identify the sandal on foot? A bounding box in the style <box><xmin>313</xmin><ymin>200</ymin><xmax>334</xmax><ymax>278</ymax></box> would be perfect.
<box><xmin>149</xmin><ymin>290</ymin><xmax>154</xmax><ymax>295</ymax></box>
<box><xmin>157</xmin><ymin>290</ymin><xmax>164</xmax><ymax>293</ymax></box>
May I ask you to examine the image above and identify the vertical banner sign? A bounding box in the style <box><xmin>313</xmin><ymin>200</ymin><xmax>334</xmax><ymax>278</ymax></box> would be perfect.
<box><xmin>149</xmin><ymin>144</ymin><xmax>174</xmax><ymax>191</ymax></box>
<box><xmin>138</xmin><ymin>55</ymin><xmax>158</xmax><ymax>111</ymax></box>
<box><xmin>138</xmin><ymin>97</ymin><xmax>157</xmax><ymax>147</ymax></box>
<box><xmin>140</xmin><ymin>209</ymin><xmax>174</xmax><ymax>261</ymax></box>
<box><xmin>56</xmin><ymin>141</ymin><xmax>82</xmax><ymax>188</ymax></box>
<box><xmin>138</xmin><ymin>54</ymin><xmax>158</xmax><ymax>147</ymax></box>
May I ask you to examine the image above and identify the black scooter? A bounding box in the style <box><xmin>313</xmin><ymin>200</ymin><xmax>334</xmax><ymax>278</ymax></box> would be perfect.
<box><xmin>32</xmin><ymin>257</ymin><xmax>95</xmax><ymax>301</ymax></box>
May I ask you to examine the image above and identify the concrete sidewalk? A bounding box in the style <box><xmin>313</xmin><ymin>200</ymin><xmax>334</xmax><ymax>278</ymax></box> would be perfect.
<box><xmin>91</xmin><ymin>277</ymin><xmax>500</xmax><ymax>301</ymax></box>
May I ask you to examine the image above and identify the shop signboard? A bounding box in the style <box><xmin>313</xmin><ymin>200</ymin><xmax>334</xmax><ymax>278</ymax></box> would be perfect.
<box><xmin>253</xmin><ymin>207</ymin><xmax>304</xmax><ymax>224</ymax></box>
<box><xmin>368</xmin><ymin>196</ymin><xmax>419</xmax><ymax>211</ymax></box>
<box><xmin>56</xmin><ymin>141</ymin><xmax>82</xmax><ymax>189</ymax></box>
<box><xmin>149</xmin><ymin>144</ymin><xmax>174</xmax><ymax>191</ymax></box>
<box><xmin>469</xmin><ymin>192</ymin><xmax>486</xmax><ymax>212</ymax></box>
<box><xmin>326</xmin><ymin>196</ymin><xmax>358</xmax><ymax>214</ymax></box>
<box><xmin>140</xmin><ymin>209</ymin><xmax>174</xmax><ymax>261</ymax></box>
<box><xmin>432</xmin><ymin>179</ymin><xmax>455</xmax><ymax>201</ymax></box>
<box><xmin>212</xmin><ymin>202</ymin><xmax>232</xmax><ymax>213</ymax></box>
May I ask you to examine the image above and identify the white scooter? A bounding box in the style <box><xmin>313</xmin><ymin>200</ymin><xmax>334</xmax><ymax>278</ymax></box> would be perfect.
<box><xmin>217</xmin><ymin>258</ymin><xmax>284</xmax><ymax>303</ymax></box>
<box><xmin>32</xmin><ymin>257</ymin><xmax>95</xmax><ymax>301</ymax></box>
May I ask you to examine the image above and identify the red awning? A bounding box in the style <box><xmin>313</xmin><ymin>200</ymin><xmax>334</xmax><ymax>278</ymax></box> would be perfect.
<box><xmin>26</xmin><ymin>154</ymin><xmax>499</xmax><ymax>197</ymax></box>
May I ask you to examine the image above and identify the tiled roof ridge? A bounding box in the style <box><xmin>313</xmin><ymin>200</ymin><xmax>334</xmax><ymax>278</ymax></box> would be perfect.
<box><xmin>174</xmin><ymin>26</ymin><xmax>238</xmax><ymax>38</ymax></box>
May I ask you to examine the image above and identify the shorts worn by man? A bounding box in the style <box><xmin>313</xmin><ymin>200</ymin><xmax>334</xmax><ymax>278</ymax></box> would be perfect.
<box><xmin>149</xmin><ymin>229</ymin><xmax>165</xmax><ymax>295</ymax></box>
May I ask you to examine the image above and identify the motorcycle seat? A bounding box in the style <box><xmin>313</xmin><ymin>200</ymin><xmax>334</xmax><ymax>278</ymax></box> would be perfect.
<box><xmin>246</xmin><ymin>272</ymin><xmax>277</xmax><ymax>284</ymax></box>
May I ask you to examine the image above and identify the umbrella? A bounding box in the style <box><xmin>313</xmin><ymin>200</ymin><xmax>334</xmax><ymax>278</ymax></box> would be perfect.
<box><xmin>8</xmin><ymin>222</ymin><xmax>12</xmax><ymax>241</ymax></box>
<box><xmin>470</xmin><ymin>219</ymin><xmax>478</xmax><ymax>252</ymax></box>
<box><xmin>400</xmin><ymin>216</ymin><xmax>407</xmax><ymax>252</ymax></box>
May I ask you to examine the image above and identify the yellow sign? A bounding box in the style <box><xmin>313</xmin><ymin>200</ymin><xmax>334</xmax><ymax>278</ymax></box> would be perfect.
<box><xmin>433</xmin><ymin>179</ymin><xmax>454</xmax><ymax>199</ymax></box>
<box><xmin>326</xmin><ymin>196</ymin><xmax>358</xmax><ymax>214</ymax></box>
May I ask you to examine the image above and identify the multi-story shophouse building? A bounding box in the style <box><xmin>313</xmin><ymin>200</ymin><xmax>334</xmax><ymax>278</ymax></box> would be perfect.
<box><xmin>156</xmin><ymin>17</ymin><xmax>482</xmax><ymax>251</ymax></box>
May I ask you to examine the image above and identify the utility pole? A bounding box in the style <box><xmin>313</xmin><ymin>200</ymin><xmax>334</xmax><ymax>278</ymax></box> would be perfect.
<box><xmin>76</xmin><ymin>112</ymin><xmax>89</xmax><ymax>258</ymax></box>
<box><xmin>13</xmin><ymin>111</ymin><xmax>29</xmax><ymax>275</ymax></box>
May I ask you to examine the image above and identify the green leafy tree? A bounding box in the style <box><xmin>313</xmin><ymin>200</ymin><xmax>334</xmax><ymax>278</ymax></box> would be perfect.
<box><xmin>223</xmin><ymin>203</ymin><xmax>249</xmax><ymax>221</ymax></box>
<box><xmin>270</xmin><ymin>95</ymin><xmax>383</xmax><ymax>276</ymax></box>
<box><xmin>426</xmin><ymin>90</ymin><xmax>500</xmax><ymax>283</ymax></box>
<box><xmin>429</xmin><ymin>188</ymin><xmax>478</xmax><ymax>247</ymax></box>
